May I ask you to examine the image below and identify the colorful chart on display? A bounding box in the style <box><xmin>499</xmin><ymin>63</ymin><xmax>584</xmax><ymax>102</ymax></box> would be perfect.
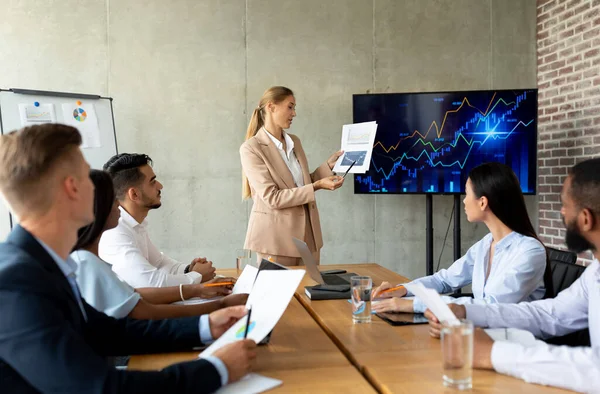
<box><xmin>72</xmin><ymin>107</ymin><xmax>87</xmax><ymax>122</ymax></box>
<box><xmin>352</xmin><ymin>89</ymin><xmax>538</xmax><ymax>194</ymax></box>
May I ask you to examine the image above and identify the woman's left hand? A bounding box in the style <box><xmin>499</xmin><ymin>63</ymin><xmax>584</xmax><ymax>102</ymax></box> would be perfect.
<box><xmin>372</xmin><ymin>297</ymin><xmax>414</xmax><ymax>313</ymax></box>
<box><xmin>327</xmin><ymin>150</ymin><xmax>344</xmax><ymax>170</ymax></box>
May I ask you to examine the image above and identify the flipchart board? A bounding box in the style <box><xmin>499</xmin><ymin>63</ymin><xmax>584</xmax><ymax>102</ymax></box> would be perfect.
<box><xmin>0</xmin><ymin>88</ymin><xmax>118</xmax><ymax>240</ymax></box>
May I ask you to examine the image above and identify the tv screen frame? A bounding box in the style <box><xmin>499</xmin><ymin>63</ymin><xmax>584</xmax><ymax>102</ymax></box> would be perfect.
<box><xmin>352</xmin><ymin>88</ymin><xmax>538</xmax><ymax>196</ymax></box>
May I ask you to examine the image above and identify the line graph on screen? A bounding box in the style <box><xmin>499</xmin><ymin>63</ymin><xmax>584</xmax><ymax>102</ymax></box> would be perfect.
<box><xmin>353</xmin><ymin>90</ymin><xmax>537</xmax><ymax>194</ymax></box>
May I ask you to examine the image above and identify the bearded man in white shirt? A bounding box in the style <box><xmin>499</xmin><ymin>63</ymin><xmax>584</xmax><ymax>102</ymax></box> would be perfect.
<box><xmin>99</xmin><ymin>153</ymin><xmax>216</xmax><ymax>288</ymax></box>
<box><xmin>425</xmin><ymin>158</ymin><xmax>600</xmax><ymax>393</ymax></box>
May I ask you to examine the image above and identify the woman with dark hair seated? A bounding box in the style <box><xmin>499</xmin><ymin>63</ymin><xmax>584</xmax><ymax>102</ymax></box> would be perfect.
<box><xmin>71</xmin><ymin>169</ymin><xmax>247</xmax><ymax>319</ymax></box>
<box><xmin>373</xmin><ymin>162</ymin><xmax>551</xmax><ymax>314</ymax></box>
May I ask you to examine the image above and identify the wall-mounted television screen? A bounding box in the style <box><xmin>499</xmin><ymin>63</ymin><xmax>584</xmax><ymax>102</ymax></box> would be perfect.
<box><xmin>352</xmin><ymin>89</ymin><xmax>537</xmax><ymax>194</ymax></box>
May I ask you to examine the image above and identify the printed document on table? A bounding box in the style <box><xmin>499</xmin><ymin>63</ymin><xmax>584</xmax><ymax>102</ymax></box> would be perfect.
<box><xmin>333</xmin><ymin>121</ymin><xmax>378</xmax><ymax>174</ymax></box>
<box><xmin>485</xmin><ymin>328</ymin><xmax>540</xmax><ymax>347</ymax></box>
<box><xmin>214</xmin><ymin>373</ymin><xmax>282</xmax><ymax>394</ymax></box>
<box><xmin>199</xmin><ymin>270</ymin><xmax>305</xmax><ymax>358</ymax></box>
<box><xmin>404</xmin><ymin>282</ymin><xmax>460</xmax><ymax>325</ymax></box>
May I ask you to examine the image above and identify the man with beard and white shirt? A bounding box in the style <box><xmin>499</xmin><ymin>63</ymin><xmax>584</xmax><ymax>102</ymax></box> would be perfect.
<box><xmin>426</xmin><ymin>158</ymin><xmax>600</xmax><ymax>393</ymax></box>
<box><xmin>100</xmin><ymin>153</ymin><xmax>216</xmax><ymax>288</ymax></box>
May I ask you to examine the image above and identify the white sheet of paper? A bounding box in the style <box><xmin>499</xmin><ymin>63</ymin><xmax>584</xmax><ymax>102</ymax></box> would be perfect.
<box><xmin>404</xmin><ymin>282</ymin><xmax>460</xmax><ymax>325</ymax></box>
<box><xmin>215</xmin><ymin>373</ymin><xmax>282</xmax><ymax>394</ymax></box>
<box><xmin>333</xmin><ymin>121</ymin><xmax>378</xmax><ymax>174</ymax></box>
<box><xmin>61</xmin><ymin>103</ymin><xmax>101</xmax><ymax>148</ymax></box>
<box><xmin>172</xmin><ymin>296</ymin><xmax>222</xmax><ymax>306</ymax></box>
<box><xmin>18</xmin><ymin>103</ymin><xmax>56</xmax><ymax>126</ymax></box>
<box><xmin>199</xmin><ymin>270</ymin><xmax>305</xmax><ymax>358</ymax></box>
<box><xmin>232</xmin><ymin>265</ymin><xmax>259</xmax><ymax>295</ymax></box>
<box><xmin>485</xmin><ymin>328</ymin><xmax>540</xmax><ymax>347</ymax></box>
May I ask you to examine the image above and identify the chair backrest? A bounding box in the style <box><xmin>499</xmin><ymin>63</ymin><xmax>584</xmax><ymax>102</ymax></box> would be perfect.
<box><xmin>548</xmin><ymin>246</ymin><xmax>577</xmax><ymax>264</ymax></box>
<box><xmin>547</xmin><ymin>247</ymin><xmax>584</xmax><ymax>295</ymax></box>
<box><xmin>545</xmin><ymin>247</ymin><xmax>590</xmax><ymax>347</ymax></box>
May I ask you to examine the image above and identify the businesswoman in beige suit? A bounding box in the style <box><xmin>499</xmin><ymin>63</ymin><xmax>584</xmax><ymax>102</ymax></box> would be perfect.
<box><xmin>240</xmin><ymin>86</ymin><xmax>344</xmax><ymax>266</ymax></box>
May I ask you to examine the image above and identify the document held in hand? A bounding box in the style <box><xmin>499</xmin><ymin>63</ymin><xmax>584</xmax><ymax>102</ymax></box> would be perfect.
<box><xmin>199</xmin><ymin>269</ymin><xmax>305</xmax><ymax>357</ymax></box>
<box><xmin>403</xmin><ymin>282</ymin><xmax>460</xmax><ymax>325</ymax></box>
<box><xmin>333</xmin><ymin>121</ymin><xmax>378</xmax><ymax>174</ymax></box>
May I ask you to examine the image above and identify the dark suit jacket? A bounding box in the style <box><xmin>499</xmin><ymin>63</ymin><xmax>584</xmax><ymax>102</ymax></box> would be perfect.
<box><xmin>0</xmin><ymin>226</ymin><xmax>222</xmax><ymax>393</ymax></box>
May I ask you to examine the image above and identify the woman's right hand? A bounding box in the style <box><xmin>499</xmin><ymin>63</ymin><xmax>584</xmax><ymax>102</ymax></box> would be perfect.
<box><xmin>313</xmin><ymin>176</ymin><xmax>344</xmax><ymax>191</ymax></box>
<box><xmin>372</xmin><ymin>281</ymin><xmax>407</xmax><ymax>299</ymax></box>
<box><xmin>424</xmin><ymin>304</ymin><xmax>467</xmax><ymax>338</ymax></box>
<box><xmin>193</xmin><ymin>277</ymin><xmax>236</xmax><ymax>298</ymax></box>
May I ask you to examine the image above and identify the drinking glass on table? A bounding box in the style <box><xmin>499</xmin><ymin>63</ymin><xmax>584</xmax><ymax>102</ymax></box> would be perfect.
<box><xmin>235</xmin><ymin>249</ymin><xmax>253</xmax><ymax>271</ymax></box>
<box><xmin>351</xmin><ymin>276</ymin><xmax>372</xmax><ymax>324</ymax></box>
<box><xmin>441</xmin><ymin>319</ymin><xmax>473</xmax><ymax>390</ymax></box>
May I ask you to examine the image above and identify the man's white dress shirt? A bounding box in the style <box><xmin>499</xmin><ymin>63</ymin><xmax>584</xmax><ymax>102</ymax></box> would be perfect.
<box><xmin>99</xmin><ymin>206</ymin><xmax>202</xmax><ymax>288</ymax></box>
<box><xmin>466</xmin><ymin>260</ymin><xmax>600</xmax><ymax>392</ymax></box>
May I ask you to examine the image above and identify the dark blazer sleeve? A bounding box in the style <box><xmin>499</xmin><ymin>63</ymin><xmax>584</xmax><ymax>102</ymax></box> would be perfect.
<box><xmin>0</xmin><ymin>291</ymin><xmax>221</xmax><ymax>394</ymax></box>
<box><xmin>82</xmin><ymin>300</ymin><xmax>203</xmax><ymax>355</ymax></box>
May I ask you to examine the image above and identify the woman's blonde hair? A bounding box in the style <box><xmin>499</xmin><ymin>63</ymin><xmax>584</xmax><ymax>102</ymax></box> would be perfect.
<box><xmin>242</xmin><ymin>86</ymin><xmax>294</xmax><ymax>200</ymax></box>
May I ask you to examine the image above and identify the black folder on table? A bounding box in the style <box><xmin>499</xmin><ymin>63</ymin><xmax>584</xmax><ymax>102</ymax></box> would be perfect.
<box><xmin>304</xmin><ymin>283</ymin><xmax>352</xmax><ymax>300</ymax></box>
<box><xmin>303</xmin><ymin>272</ymin><xmax>359</xmax><ymax>300</ymax></box>
<box><xmin>292</xmin><ymin>237</ymin><xmax>359</xmax><ymax>300</ymax></box>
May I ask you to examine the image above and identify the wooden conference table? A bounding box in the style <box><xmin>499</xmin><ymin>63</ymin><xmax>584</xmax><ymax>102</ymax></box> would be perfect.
<box><xmin>129</xmin><ymin>264</ymin><xmax>570</xmax><ymax>393</ymax></box>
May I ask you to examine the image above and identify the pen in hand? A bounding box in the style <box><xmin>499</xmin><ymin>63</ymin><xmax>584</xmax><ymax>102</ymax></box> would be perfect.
<box><xmin>374</xmin><ymin>285</ymin><xmax>405</xmax><ymax>299</ymax></box>
<box><xmin>243</xmin><ymin>308</ymin><xmax>252</xmax><ymax>339</ymax></box>
<box><xmin>341</xmin><ymin>160</ymin><xmax>356</xmax><ymax>179</ymax></box>
<box><xmin>202</xmin><ymin>282</ymin><xmax>235</xmax><ymax>288</ymax></box>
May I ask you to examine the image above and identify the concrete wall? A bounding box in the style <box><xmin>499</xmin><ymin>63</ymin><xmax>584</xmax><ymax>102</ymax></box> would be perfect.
<box><xmin>0</xmin><ymin>0</ymin><xmax>537</xmax><ymax>280</ymax></box>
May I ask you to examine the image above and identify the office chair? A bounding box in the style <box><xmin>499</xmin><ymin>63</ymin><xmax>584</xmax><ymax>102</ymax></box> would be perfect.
<box><xmin>544</xmin><ymin>247</ymin><xmax>590</xmax><ymax>347</ymax></box>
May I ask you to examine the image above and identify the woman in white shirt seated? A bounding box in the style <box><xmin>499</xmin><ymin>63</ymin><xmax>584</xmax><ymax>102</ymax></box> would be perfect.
<box><xmin>71</xmin><ymin>170</ymin><xmax>247</xmax><ymax>319</ymax></box>
<box><xmin>372</xmin><ymin>162</ymin><xmax>552</xmax><ymax>314</ymax></box>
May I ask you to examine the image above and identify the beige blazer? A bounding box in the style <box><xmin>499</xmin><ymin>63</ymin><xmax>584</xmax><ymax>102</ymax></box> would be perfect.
<box><xmin>240</xmin><ymin>128</ymin><xmax>333</xmax><ymax>257</ymax></box>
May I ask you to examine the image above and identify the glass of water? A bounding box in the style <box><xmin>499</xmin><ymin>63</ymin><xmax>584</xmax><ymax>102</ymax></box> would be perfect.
<box><xmin>441</xmin><ymin>319</ymin><xmax>473</xmax><ymax>390</ymax></box>
<box><xmin>351</xmin><ymin>276</ymin><xmax>372</xmax><ymax>324</ymax></box>
<box><xmin>235</xmin><ymin>249</ymin><xmax>252</xmax><ymax>271</ymax></box>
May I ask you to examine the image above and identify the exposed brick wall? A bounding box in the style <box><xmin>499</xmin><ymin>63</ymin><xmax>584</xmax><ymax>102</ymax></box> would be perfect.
<box><xmin>537</xmin><ymin>0</ymin><xmax>600</xmax><ymax>264</ymax></box>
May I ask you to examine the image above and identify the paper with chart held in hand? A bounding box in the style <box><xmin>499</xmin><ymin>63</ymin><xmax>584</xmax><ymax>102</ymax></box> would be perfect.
<box><xmin>199</xmin><ymin>269</ymin><xmax>305</xmax><ymax>358</ymax></box>
<box><xmin>333</xmin><ymin>121</ymin><xmax>378</xmax><ymax>174</ymax></box>
<box><xmin>403</xmin><ymin>282</ymin><xmax>460</xmax><ymax>325</ymax></box>
<box><xmin>199</xmin><ymin>270</ymin><xmax>304</xmax><ymax>393</ymax></box>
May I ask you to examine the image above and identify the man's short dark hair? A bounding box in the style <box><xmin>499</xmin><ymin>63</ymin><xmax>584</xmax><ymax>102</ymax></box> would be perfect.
<box><xmin>0</xmin><ymin>124</ymin><xmax>82</xmax><ymax>215</ymax></box>
<box><xmin>103</xmin><ymin>153</ymin><xmax>153</xmax><ymax>200</ymax></box>
<box><xmin>569</xmin><ymin>158</ymin><xmax>600</xmax><ymax>216</ymax></box>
